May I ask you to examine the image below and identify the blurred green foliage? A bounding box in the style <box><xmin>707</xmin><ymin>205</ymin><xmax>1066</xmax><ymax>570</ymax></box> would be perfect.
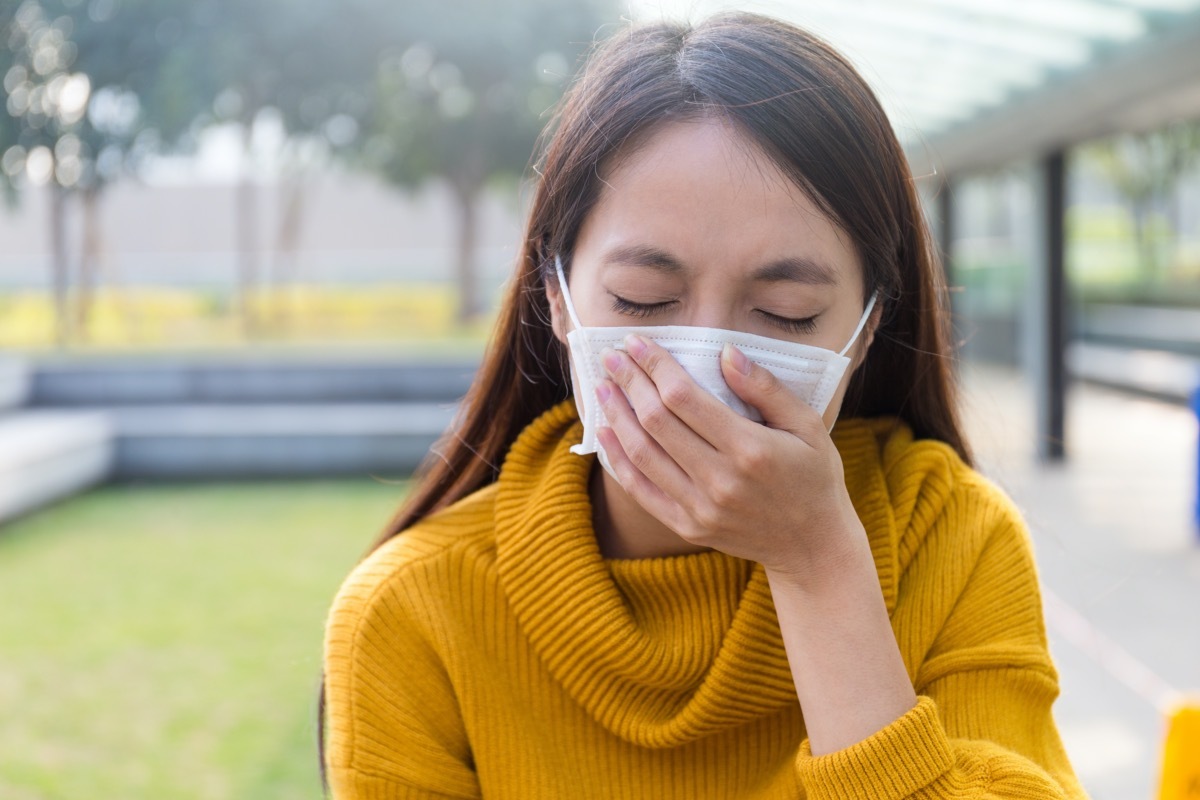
<box><xmin>1076</xmin><ymin>121</ymin><xmax>1200</xmax><ymax>283</ymax></box>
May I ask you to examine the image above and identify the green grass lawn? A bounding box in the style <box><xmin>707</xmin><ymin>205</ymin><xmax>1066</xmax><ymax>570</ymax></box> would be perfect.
<box><xmin>0</xmin><ymin>479</ymin><xmax>409</xmax><ymax>800</ymax></box>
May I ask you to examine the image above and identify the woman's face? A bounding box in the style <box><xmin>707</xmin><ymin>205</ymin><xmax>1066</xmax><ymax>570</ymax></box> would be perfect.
<box><xmin>548</xmin><ymin>115</ymin><xmax>881</xmax><ymax>430</ymax></box>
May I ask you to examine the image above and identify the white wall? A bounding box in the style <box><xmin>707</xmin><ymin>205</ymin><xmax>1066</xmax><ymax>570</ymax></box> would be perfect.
<box><xmin>0</xmin><ymin>168</ymin><xmax>528</xmax><ymax>295</ymax></box>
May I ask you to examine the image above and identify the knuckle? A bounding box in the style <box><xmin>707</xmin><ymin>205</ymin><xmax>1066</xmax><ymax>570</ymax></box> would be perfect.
<box><xmin>733</xmin><ymin>443</ymin><xmax>769</xmax><ymax>473</ymax></box>
<box><xmin>798</xmin><ymin>408</ymin><xmax>824</xmax><ymax>437</ymax></box>
<box><xmin>676</xmin><ymin>519</ymin><xmax>702</xmax><ymax>543</ymax></box>
<box><xmin>757</xmin><ymin>373</ymin><xmax>785</xmax><ymax>396</ymax></box>
<box><xmin>625</xmin><ymin>438</ymin><xmax>654</xmax><ymax>471</ymax></box>
<box><xmin>639</xmin><ymin>347</ymin><xmax>665</xmax><ymax>375</ymax></box>
<box><xmin>613</xmin><ymin>460</ymin><xmax>639</xmax><ymax>488</ymax></box>
<box><xmin>609</xmin><ymin>359</ymin><xmax>632</xmax><ymax>387</ymax></box>
<box><xmin>659</xmin><ymin>380</ymin><xmax>692</xmax><ymax>411</ymax></box>
<box><xmin>693</xmin><ymin>499</ymin><xmax>725</xmax><ymax>531</ymax></box>
<box><xmin>672</xmin><ymin>510</ymin><xmax>705</xmax><ymax>543</ymax></box>
<box><xmin>682</xmin><ymin>520</ymin><xmax>711</xmax><ymax>545</ymax></box>
<box><xmin>707</xmin><ymin>479</ymin><xmax>739</xmax><ymax>511</ymax></box>
<box><xmin>639</xmin><ymin>400</ymin><xmax>671</xmax><ymax>435</ymax></box>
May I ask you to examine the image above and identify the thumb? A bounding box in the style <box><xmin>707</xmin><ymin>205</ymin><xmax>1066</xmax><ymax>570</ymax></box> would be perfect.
<box><xmin>720</xmin><ymin>343</ymin><xmax>820</xmax><ymax>436</ymax></box>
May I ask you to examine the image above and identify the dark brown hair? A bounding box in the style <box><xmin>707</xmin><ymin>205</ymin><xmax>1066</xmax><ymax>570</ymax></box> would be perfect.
<box><xmin>321</xmin><ymin>11</ymin><xmax>971</xmax><ymax>789</ymax></box>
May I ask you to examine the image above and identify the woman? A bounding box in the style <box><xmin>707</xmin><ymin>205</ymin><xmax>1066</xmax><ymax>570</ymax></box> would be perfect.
<box><xmin>322</xmin><ymin>11</ymin><xmax>1088</xmax><ymax>799</ymax></box>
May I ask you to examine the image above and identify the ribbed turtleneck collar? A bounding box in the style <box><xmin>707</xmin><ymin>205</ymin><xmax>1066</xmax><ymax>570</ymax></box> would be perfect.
<box><xmin>494</xmin><ymin>400</ymin><xmax>901</xmax><ymax>749</ymax></box>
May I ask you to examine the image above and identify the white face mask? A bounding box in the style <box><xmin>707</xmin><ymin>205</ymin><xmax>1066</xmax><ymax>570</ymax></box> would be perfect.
<box><xmin>554</xmin><ymin>254</ymin><xmax>878</xmax><ymax>481</ymax></box>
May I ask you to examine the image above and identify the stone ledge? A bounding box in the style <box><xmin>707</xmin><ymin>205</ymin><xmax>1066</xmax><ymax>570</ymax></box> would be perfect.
<box><xmin>105</xmin><ymin>402</ymin><xmax>458</xmax><ymax>480</ymax></box>
<box><xmin>0</xmin><ymin>357</ymin><xmax>30</xmax><ymax>410</ymax></box>
<box><xmin>0</xmin><ymin>411</ymin><xmax>114</xmax><ymax>525</ymax></box>
<box><xmin>30</xmin><ymin>359</ymin><xmax>477</xmax><ymax>406</ymax></box>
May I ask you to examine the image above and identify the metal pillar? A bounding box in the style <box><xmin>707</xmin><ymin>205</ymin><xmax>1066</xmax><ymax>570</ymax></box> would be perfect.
<box><xmin>937</xmin><ymin>176</ymin><xmax>954</xmax><ymax>284</ymax></box>
<box><xmin>1031</xmin><ymin>150</ymin><xmax>1068</xmax><ymax>463</ymax></box>
<box><xmin>936</xmin><ymin>176</ymin><xmax>959</xmax><ymax>370</ymax></box>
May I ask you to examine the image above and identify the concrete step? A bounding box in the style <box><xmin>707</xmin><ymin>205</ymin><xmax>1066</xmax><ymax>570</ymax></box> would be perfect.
<box><xmin>0</xmin><ymin>357</ymin><xmax>30</xmax><ymax>410</ymax></box>
<box><xmin>29</xmin><ymin>357</ymin><xmax>477</xmax><ymax>406</ymax></box>
<box><xmin>105</xmin><ymin>402</ymin><xmax>459</xmax><ymax>480</ymax></box>
<box><xmin>0</xmin><ymin>411</ymin><xmax>114</xmax><ymax>525</ymax></box>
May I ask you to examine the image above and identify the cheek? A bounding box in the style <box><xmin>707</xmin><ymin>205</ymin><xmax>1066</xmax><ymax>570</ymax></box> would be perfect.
<box><xmin>820</xmin><ymin>371</ymin><xmax>853</xmax><ymax>430</ymax></box>
<box><xmin>822</xmin><ymin>331</ymin><xmax>875</xmax><ymax>423</ymax></box>
<box><xmin>568</xmin><ymin>356</ymin><xmax>585</xmax><ymax>407</ymax></box>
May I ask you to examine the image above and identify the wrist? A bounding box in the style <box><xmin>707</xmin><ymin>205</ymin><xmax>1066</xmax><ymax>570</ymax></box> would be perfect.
<box><xmin>766</xmin><ymin>507</ymin><xmax>873</xmax><ymax>595</ymax></box>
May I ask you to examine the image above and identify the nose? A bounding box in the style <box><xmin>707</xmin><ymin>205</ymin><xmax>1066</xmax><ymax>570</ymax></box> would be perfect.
<box><xmin>680</xmin><ymin>297</ymin><xmax>739</xmax><ymax>331</ymax></box>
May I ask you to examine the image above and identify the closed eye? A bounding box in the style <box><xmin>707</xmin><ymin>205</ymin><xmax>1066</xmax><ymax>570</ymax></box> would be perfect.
<box><xmin>610</xmin><ymin>294</ymin><xmax>676</xmax><ymax>318</ymax></box>
<box><xmin>755</xmin><ymin>310</ymin><xmax>818</xmax><ymax>335</ymax></box>
<box><xmin>611</xmin><ymin>294</ymin><xmax>818</xmax><ymax>334</ymax></box>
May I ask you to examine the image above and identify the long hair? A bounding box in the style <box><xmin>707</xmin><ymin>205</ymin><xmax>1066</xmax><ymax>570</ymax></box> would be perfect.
<box><xmin>320</xmin><ymin>11</ymin><xmax>972</xmax><ymax>790</ymax></box>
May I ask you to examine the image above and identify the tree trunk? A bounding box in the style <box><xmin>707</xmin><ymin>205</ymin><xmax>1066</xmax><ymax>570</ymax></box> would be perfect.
<box><xmin>236</xmin><ymin>123</ymin><xmax>259</xmax><ymax>337</ymax></box>
<box><xmin>1130</xmin><ymin>199</ymin><xmax>1156</xmax><ymax>285</ymax></box>
<box><xmin>270</xmin><ymin>173</ymin><xmax>305</xmax><ymax>332</ymax></box>
<box><xmin>77</xmin><ymin>184</ymin><xmax>102</xmax><ymax>340</ymax></box>
<box><xmin>49</xmin><ymin>182</ymin><xmax>71</xmax><ymax>347</ymax></box>
<box><xmin>1165</xmin><ymin>186</ymin><xmax>1181</xmax><ymax>282</ymax></box>
<box><xmin>451</xmin><ymin>185</ymin><xmax>480</xmax><ymax>325</ymax></box>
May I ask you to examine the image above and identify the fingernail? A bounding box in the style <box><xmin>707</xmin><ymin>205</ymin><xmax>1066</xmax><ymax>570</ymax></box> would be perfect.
<box><xmin>596</xmin><ymin>382</ymin><xmax>611</xmax><ymax>403</ymax></box>
<box><xmin>724</xmin><ymin>343</ymin><xmax>751</xmax><ymax>375</ymax></box>
<box><xmin>601</xmin><ymin>348</ymin><xmax>621</xmax><ymax>375</ymax></box>
<box><xmin>624</xmin><ymin>334</ymin><xmax>647</xmax><ymax>358</ymax></box>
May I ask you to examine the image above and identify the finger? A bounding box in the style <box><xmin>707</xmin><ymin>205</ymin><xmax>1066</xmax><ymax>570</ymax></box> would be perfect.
<box><xmin>619</xmin><ymin>334</ymin><xmax>742</xmax><ymax>452</ymax></box>
<box><xmin>596</xmin><ymin>426</ymin><xmax>694</xmax><ymax>537</ymax></box>
<box><xmin>720</xmin><ymin>343</ymin><xmax>825</xmax><ymax>443</ymax></box>
<box><xmin>595</xmin><ymin>378</ymin><xmax>696</xmax><ymax>499</ymax></box>
<box><xmin>601</xmin><ymin>345</ymin><xmax>718</xmax><ymax>475</ymax></box>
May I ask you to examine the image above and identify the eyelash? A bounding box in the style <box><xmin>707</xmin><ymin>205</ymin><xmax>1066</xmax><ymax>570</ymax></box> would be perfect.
<box><xmin>610</xmin><ymin>295</ymin><xmax>673</xmax><ymax>318</ymax></box>
<box><xmin>609</xmin><ymin>295</ymin><xmax>819</xmax><ymax>335</ymax></box>
<box><xmin>758</xmin><ymin>311</ymin><xmax>820</xmax><ymax>335</ymax></box>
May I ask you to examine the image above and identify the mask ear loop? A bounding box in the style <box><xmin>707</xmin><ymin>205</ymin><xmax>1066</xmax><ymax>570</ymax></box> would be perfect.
<box><xmin>555</xmin><ymin>254</ymin><xmax>605</xmax><ymax>435</ymax></box>
<box><xmin>838</xmin><ymin>290</ymin><xmax>879</xmax><ymax>358</ymax></box>
<box><xmin>554</xmin><ymin>254</ymin><xmax>586</xmax><ymax>333</ymax></box>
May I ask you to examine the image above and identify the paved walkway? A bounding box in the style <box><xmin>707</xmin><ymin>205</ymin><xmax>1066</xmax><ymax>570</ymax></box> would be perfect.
<box><xmin>957</xmin><ymin>361</ymin><xmax>1200</xmax><ymax>800</ymax></box>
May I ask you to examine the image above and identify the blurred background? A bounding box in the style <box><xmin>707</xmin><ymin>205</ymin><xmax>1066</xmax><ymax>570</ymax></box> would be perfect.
<box><xmin>1</xmin><ymin>0</ymin><xmax>1198</xmax><ymax>798</ymax></box>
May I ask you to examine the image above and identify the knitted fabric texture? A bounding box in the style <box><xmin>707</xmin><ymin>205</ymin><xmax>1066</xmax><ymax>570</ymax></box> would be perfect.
<box><xmin>323</xmin><ymin>400</ymin><xmax>1089</xmax><ymax>799</ymax></box>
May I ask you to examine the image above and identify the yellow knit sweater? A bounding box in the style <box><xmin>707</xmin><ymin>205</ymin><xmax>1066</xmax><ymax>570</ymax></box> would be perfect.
<box><xmin>323</xmin><ymin>400</ymin><xmax>1088</xmax><ymax>799</ymax></box>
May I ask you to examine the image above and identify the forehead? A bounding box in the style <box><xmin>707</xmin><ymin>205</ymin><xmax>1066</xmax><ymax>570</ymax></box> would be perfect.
<box><xmin>577</xmin><ymin>116</ymin><xmax>862</xmax><ymax>288</ymax></box>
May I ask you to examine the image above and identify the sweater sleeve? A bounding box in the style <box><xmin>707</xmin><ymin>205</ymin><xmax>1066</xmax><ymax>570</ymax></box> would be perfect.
<box><xmin>323</xmin><ymin>552</ymin><xmax>482</xmax><ymax>800</ymax></box>
<box><xmin>791</xmin><ymin>483</ymin><xmax>1090</xmax><ymax>799</ymax></box>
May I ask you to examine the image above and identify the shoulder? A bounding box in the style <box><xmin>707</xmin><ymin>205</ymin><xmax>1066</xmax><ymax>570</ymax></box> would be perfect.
<box><xmin>325</xmin><ymin>481</ymin><xmax>500</xmax><ymax>653</ymax></box>
<box><xmin>848</xmin><ymin>416</ymin><xmax>1033</xmax><ymax>576</ymax></box>
<box><xmin>857</xmin><ymin>421</ymin><xmax>1053</xmax><ymax>676</ymax></box>
<box><xmin>323</xmin><ymin>485</ymin><xmax>492</xmax><ymax>792</ymax></box>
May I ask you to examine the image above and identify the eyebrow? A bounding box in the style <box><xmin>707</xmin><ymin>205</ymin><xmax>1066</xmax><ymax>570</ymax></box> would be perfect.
<box><xmin>601</xmin><ymin>244</ymin><xmax>839</xmax><ymax>286</ymax></box>
<box><xmin>601</xmin><ymin>244</ymin><xmax>685</xmax><ymax>273</ymax></box>
<box><xmin>751</xmin><ymin>256</ymin><xmax>840</xmax><ymax>287</ymax></box>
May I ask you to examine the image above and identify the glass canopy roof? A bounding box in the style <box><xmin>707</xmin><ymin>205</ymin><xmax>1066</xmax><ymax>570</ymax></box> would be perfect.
<box><xmin>629</xmin><ymin>0</ymin><xmax>1200</xmax><ymax>148</ymax></box>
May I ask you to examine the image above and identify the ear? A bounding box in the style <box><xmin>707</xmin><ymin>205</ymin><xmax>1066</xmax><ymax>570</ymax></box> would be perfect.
<box><xmin>545</xmin><ymin>279</ymin><xmax>569</xmax><ymax>345</ymax></box>
<box><xmin>852</xmin><ymin>299</ymin><xmax>883</xmax><ymax>370</ymax></box>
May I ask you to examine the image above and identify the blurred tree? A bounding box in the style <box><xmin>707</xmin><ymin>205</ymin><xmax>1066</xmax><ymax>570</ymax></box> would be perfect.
<box><xmin>174</xmin><ymin>0</ymin><xmax>387</xmax><ymax>336</ymax></box>
<box><xmin>65</xmin><ymin>0</ymin><xmax>213</xmax><ymax>336</ymax></box>
<box><xmin>0</xmin><ymin>6</ymin><xmax>18</xmax><ymax>208</ymax></box>
<box><xmin>1088</xmin><ymin>119</ymin><xmax>1200</xmax><ymax>284</ymax></box>
<box><xmin>1</xmin><ymin>0</ymin><xmax>387</xmax><ymax>341</ymax></box>
<box><xmin>3</xmin><ymin>0</ymin><xmax>617</xmax><ymax>342</ymax></box>
<box><xmin>363</xmin><ymin>0</ymin><xmax>614</xmax><ymax>323</ymax></box>
<box><xmin>0</xmin><ymin>0</ymin><xmax>204</xmax><ymax>343</ymax></box>
<box><xmin>3</xmin><ymin>1</ymin><xmax>101</xmax><ymax>344</ymax></box>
